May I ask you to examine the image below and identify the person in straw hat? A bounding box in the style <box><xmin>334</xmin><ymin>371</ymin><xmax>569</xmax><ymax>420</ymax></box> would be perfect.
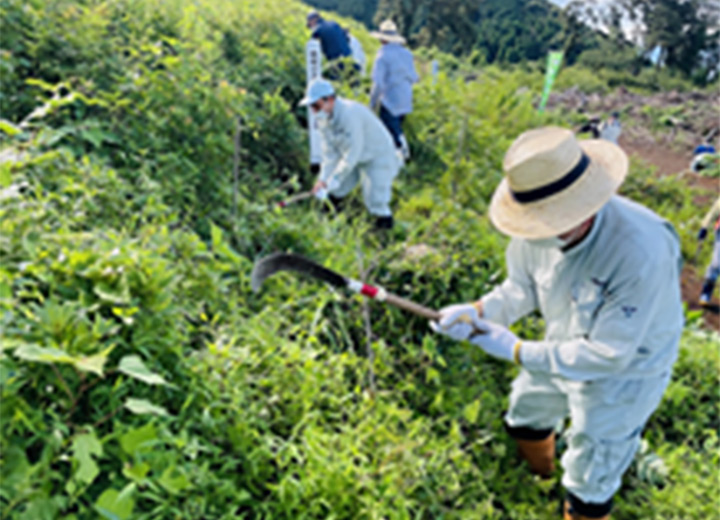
<box><xmin>299</xmin><ymin>79</ymin><xmax>400</xmax><ymax>229</ymax></box>
<box><xmin>431</xmin><ymin>127</ymin><xmax>683</xmax><ymax>520</ymax></box>
<box><xmin>370</xmin><ymin>20</ymin><xmax>418</xmax><ymax>161</ymax></box>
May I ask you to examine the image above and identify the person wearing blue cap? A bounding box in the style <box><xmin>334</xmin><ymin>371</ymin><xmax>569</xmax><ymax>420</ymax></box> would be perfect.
<box><xmin>300</xmin><ymin>79</ymin><xmax>400</xmax><ymax>229</ymax></box>
<box><xmin>306</xmin><ymin>11</ymin><xmax>355</xmax><ymax>80</ymax></box>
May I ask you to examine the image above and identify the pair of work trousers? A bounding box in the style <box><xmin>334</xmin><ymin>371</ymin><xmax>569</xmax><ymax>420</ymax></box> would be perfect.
<box><xmin>328</xmin><ymin>158</ymin><xmax>398</xmax><ymax>217</ymax></box>
<box><xmin>505</xmin><ymin>368</ymin><xmax>671</xmax><ymax>504</ymax></box>
<box><xmin>379</xmin><ymin>104</ymin><xmax>406</xmax><ymax>150</ymax></box>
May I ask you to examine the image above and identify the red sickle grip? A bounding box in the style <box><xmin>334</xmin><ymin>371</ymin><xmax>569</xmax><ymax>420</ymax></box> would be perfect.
<box><xmin>360</xmin><ymin>284</ymin><xmax>379</xmax><ymax>298</ymax></box>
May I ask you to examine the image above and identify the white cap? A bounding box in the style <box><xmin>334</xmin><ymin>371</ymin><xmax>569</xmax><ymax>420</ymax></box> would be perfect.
<box><xmin>299</xmin><ymin>79</ymin><xmax>335</xmax><ymax>106</ymax></box>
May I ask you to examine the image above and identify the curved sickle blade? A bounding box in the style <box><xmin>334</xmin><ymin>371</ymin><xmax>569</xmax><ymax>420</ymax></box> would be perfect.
<box><xmin>251</xmin><ymin>253</ymin><xmax>347</xmax><ymax>292</ymax></box>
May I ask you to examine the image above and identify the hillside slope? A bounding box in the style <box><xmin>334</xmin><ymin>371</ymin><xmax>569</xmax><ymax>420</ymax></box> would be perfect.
<box><xmin>1</xmin><ymin>0</ymin><xmax>718</xmax><ymax>518</ymax></box>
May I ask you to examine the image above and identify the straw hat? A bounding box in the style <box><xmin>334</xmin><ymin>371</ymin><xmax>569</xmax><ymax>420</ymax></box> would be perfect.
<box><xmin>370</xmin><ymin>20</ymin><xmax>406</xmax><ymax>44</ymax></box>
<box><xmin>489</xmin><ymin>127</ymin><xmax>628</xmax><ymax>239</ymax></box>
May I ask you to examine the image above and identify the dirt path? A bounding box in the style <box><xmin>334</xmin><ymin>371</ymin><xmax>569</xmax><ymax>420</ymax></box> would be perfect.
<box><xmin>550</xmin><ymin>87</ymin><xmax>720</xmax><ymax>331</ymax></box>
<box><xmin>621</xmin><ymin>136</ymin><xmax>719</xmax><ymax>332</ymax></box>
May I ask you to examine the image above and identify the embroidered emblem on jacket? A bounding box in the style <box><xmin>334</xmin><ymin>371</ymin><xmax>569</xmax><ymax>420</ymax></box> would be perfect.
<box><xmin>621</xmin><ymin>305</ymin><xmax>637</xmax><ymax>318</ymax></box>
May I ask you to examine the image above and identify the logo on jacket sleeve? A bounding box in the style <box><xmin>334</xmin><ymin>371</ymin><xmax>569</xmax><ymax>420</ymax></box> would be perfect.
<box><xmin>621</xmin><ymin>305</ymin><xmax>638</xmax><ymax>318</ymax></box>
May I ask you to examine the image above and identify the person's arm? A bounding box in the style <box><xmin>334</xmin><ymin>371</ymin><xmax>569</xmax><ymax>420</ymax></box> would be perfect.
<box><xmin>480</xmin><ymin>239</ymin><xmax>538</xmax><ymax>326</ymax></box>
<box><xmin>325</xmin><ymin>110</ymin><xmax>364</xmax><ymax>188</ymax></box>
<box><xmin>520</xmin><ymin>252</ymin><xmax>675</xmax><ymax>380</ymax></box>
<box><xmin>319</xmin><ymin>131</ymin><xmax>340</xmax><ymax>185</ymax></box>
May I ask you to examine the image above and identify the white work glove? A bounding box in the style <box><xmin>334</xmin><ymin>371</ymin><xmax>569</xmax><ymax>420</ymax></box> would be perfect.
<box><xmin>431</xmin><ymin>303</ymin><xmax>521</xmax><ymax>363</ymax></box>
<box><xmin>314</xmin><ymin>187</ymin><xmax>328</xmax><ymax>200</ymax></box>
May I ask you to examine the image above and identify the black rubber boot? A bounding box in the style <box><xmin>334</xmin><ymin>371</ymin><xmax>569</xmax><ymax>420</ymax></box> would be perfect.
<box><xmin>375</xmin><ymin>215</ymin><xmax>393</xmax><ymax>230</ymax></box>
<box><xmin>323</xmin><ymin>194</ymin><xmax>345</xmax><ymax>213</ymax></box>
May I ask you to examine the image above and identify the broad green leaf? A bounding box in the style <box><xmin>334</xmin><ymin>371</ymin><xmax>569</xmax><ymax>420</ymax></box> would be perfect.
<box><xmin>118</xmin><ymin>355</ymin><xmax>169</xmax><ymax>386</ymax></box>
<box><xmin>210</xmin><ymin>222</ymin><xmax>223</xmax><ymax>250</ymax></box>
<box><xmin>25</xmin><ymin>78</ymin><xmax>58</xmax><ymax>91</ymax></box>
<box><xmin>425</xmin><ymin>367</ymin><xmax>441</xmax><ymax>385</ymax></box>
<box><xmin>75</xmin><ymin>345</ymin><xmax>114</xmax><ymax>376</ymax></box>
<box><xmin>72</xmin><ymin>431</ymin><xmax>103</xmax><ymax>485</ymax></box>
<box><xmin>120</xmin><ymin>423</ymin><xmax>157</xmax><ymax>455</ymax></box>
<box><xmin>95</xmin><ymin>487</ymin><xmax>134</xmax><ymax>520</ymax></box>
<box><xmin>80</xmin><ymin>128</ymin><xmax>106</xmax><ymax>148</ymax></box>
<box><xmin>1</xmin><ymin>446</ymin><xmax>30</xmax><ymax>491</ymax></box>
<box><xmin>122</xmin><ymin>462</ymin><xmax>150</xmax><ymax>482</ymax></box>
<box><xmin>14</xmin><ymin>344</ymin><xmax>76</xmax><ymax>365</ymax></box>
<box><xmin>463</xmin><ymin>399</ymin><xmax>481</xmax><ymax>424</ymax></box>
<box><xmin>94</xmin><ymin>277</ymin><xmax>131</xmax><ymax>305</ymax></box>
<box><xmin>158</xmin><ymin>465</ymin><xmax>190</xmax><ymax>495</ymax></box>
<box><xmin>18</xmin><ymin>496</ymin><xmax>57</xmax><ymax>520</ymax></box>
<box><xmin>0</xmin><ymin>119</ymin><xmax>22</xmax><ymax>136</ymax></box>
<box><xmin>124</xmin><ymin>397</ymin><xmax>170</xmax><ymax>417</ymax></box>
<box><xmin>0</xmin><ymin>163</ymin><xmax>11</xmax><ymax>186</ymax></box>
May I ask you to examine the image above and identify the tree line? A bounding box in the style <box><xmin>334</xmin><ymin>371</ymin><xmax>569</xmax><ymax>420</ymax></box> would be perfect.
<box><xmin>303</xmin><ymin>0</ymin><xmax>719</xmax><ymax>85</ymax></box>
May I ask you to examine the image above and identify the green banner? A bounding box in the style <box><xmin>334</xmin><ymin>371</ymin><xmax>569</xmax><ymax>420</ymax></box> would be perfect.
<box><xmin>538</xmin><ymin>50</ymin><xmax>564</xmax><ymax>113</ymax></box>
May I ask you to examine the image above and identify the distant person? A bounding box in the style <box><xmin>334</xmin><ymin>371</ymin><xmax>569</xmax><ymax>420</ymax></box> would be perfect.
<box><xmin>306</xmin><ymin>11</ymin><xmax>356</xmax><ymax>80</ymax></box>
<box><xmin>697</xmin><ymin>196</ymin><xmax>720</xmax><ymax>306</ymax></box>
<box><xmin>599</xmin><ymin>112</ymin><xmax>622</xmax><ymax>144</ymax></box>
<box><xmin>345</xmin><ymin>27</ymin><xmax>366</xmax><ymax>76</ymax></box>
<box><xmin>690</xmin><ymin>143</ymin><xmax>717</xmax><ymax>173</ymax></box>
<box><xmin>299</xmin><ymin>79</ymin><xmax>400</xmax><ymax>229</ymax></box>
<box><xmin>370</xmin><ymin>20</ymin><xmax>418</xmax><ymax>162</ymax></box>
<box><xmin>577</xmin><ymin>115</ymin><xmax>601</xmax><ymax>139</ymax></box>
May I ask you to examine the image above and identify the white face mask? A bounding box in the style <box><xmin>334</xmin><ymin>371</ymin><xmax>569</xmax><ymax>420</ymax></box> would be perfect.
<box><xmin>314</xmin><ymin>110</ymin><xmax>329</xmax><ymax>127</ymax></box>
<box><xmin>527</xmin><ymin>222</ymin><xmax>589</xmax><ymax>250</ymax></box>
<box><xmin>527</xmin><ymin>236</ymin><xmax>567</xmax><ymax>249</ymax></box>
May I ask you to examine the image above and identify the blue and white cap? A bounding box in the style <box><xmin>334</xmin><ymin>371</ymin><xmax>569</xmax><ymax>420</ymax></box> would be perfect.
<box><xmin>299</xmin><ymin>79</ymin><xmax>335</xmax><ymax>106</ymax></box>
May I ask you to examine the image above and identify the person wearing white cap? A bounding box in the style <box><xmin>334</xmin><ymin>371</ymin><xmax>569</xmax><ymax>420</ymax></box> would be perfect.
<box><xmin>431</xmin><ymin>127</ymin><xmax>683</xmax><ymax>519</ymax></box>
<box><xmin>300</xmin><ymin>79</ymin><xmax>400</xmax><ymax>229</ymax></box>
<box><xmin>370</xmin><ymin>20</ymin><xmax>418</xmax><ymax>161</ymax></box>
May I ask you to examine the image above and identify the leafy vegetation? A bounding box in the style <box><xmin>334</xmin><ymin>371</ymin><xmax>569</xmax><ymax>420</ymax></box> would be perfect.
<box><xmin>1</xmin><ymin>0</ymin><xmax>717</xmax><ymax>518</ymax></box>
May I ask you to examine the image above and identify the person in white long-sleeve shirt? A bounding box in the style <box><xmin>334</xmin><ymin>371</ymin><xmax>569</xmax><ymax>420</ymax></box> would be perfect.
<box><xmin>432</xmin><ymin>127</ymin><xmax>683</xmax><ymax>520</ymax></box>
<box><xmin>299</xmin><ymin>79</ymin><xmax>400</xmax><ymax>229</ymax></box>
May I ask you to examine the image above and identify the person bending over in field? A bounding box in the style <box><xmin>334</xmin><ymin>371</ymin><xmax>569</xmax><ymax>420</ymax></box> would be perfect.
<box><xmin>299</xmin><ymin>79</ymin><xmax>400</xmax><ymax>230</ymax></box>
<box><xmin>432</xmin><ymin>127</ymin><xmax>683</xmax><ymax>520</ymax></box>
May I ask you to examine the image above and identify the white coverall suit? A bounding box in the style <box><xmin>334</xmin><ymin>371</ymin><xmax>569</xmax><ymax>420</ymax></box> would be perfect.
<box><xmin>481</xmin><ymin>196</ymin><xmax>683</xmax><ymax>504</ymax></box>
<box><xmin>318</xmin><ymin>98</ymin><xmax>400</xmax><ymax>217</ymax></box>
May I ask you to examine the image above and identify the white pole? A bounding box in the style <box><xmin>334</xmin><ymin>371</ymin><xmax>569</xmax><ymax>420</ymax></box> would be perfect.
<box><xmin>305</xmin><ymin>39</ymin><xmax>323</xmax><ymax>171</ymax></box>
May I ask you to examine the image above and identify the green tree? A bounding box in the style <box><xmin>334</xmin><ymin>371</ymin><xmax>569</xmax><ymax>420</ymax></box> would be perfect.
<box><xmin>569</xmin><ymin>0</ymin><xmax>718</xmax><ymax>78</ymax></box>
